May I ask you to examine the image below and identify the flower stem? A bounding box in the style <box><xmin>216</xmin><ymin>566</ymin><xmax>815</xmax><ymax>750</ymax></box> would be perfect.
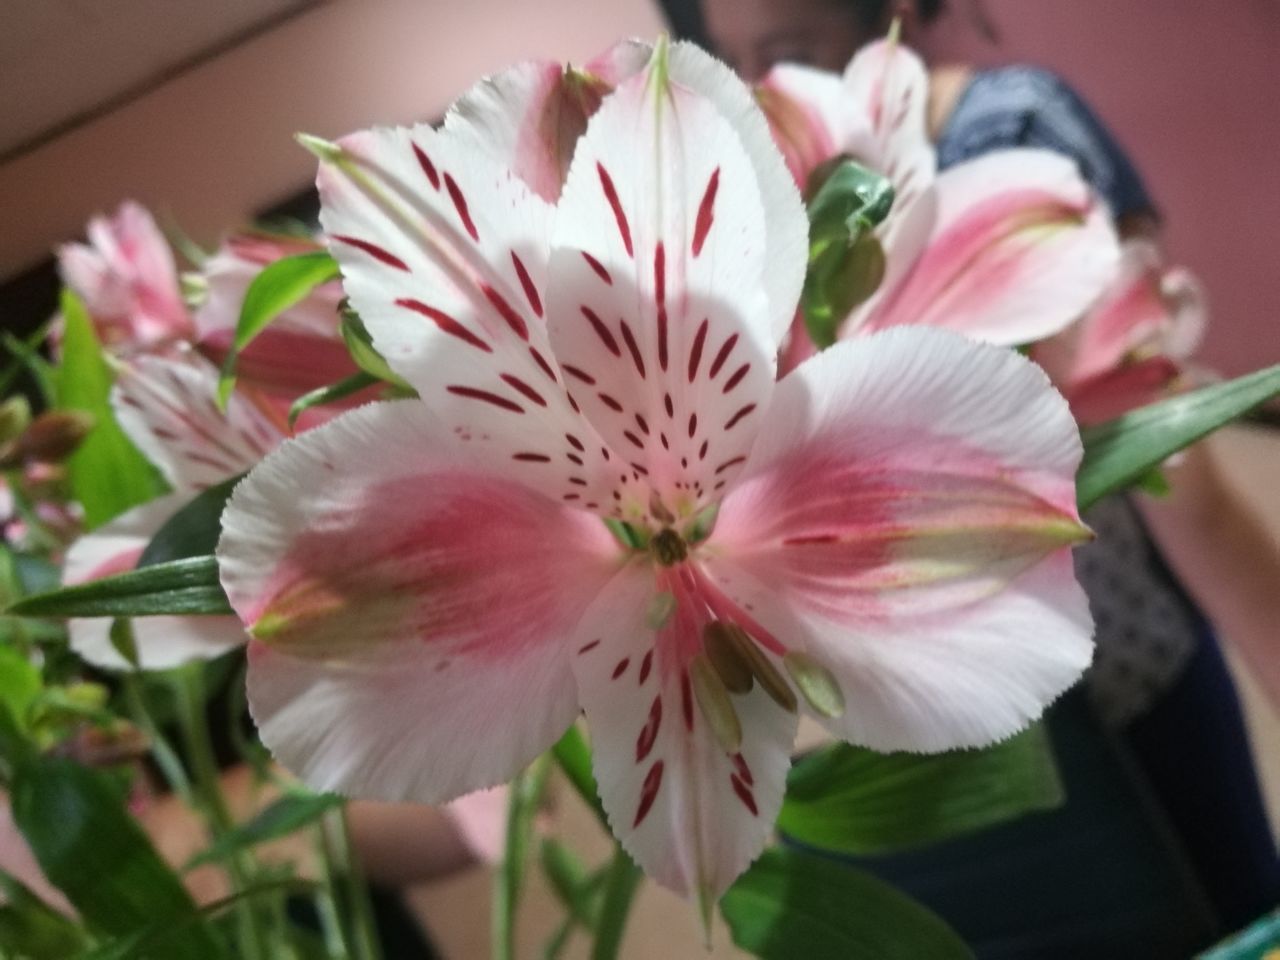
<box><xmin>590</xmin><ymin>848</ymin><xmax>641</xmax><ymax>960</ymax></box>
<box><xmin>493</xmin><ymin>756</ymin><xmax>552</xmax><ymax>960</ymax></box>
<box><xmin>172</xmin><ymin>663</ymin><xmax>271</xmax><ymax>960</ymax></box>
<box><xmin>320</xmin><ymin>806</ymin><xmax>383</xmax><ymax>960</ymax></box>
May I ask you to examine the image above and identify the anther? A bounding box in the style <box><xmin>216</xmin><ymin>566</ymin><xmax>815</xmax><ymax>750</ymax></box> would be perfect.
<box><xmin>650</xmin><ymin>528</ymin><xmax>688</xmax><ymax>566</ymax></box>
<box><xmin>689</xmin><ymin>654</ymin><xmax>742</xmax><ymax>753</ymax></box>
<box><xmin>648</xmin><ymin>490</ymin><xmax>676</xmax><ymax>525</ymax></box>
<box><xmin>783</xmin><ymin>651</ymin><xmax>846</xmax><ymax>718</ymax></box>
<box><xmin>702</xmin><ymin>622</ymin><xmax>754</xmax><ymax>694</ymax></box>
<box><xmin>646</xmin><ymin>591</ymin><xmax>677</xmax><ymax>630</ymax></box>
<box><xmin>716</xmin><ymin>622</ymin><xmax>797</xmax><ymax>713</ymax></box>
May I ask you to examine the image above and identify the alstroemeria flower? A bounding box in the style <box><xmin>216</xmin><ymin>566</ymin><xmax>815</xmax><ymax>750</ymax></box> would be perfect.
<box><xmin>194</xmin><ymin>233</ymin><xmax>365</xmax><ymax>424</ymax></box>
<box><xmin>1033</xmin><ymin>239</ymin><xmax>1206</xmax><ymax>424</ymax></box>
<box><xmin>760</xmin><ymin>39</ymin><xmax>1118</xmax><ymax>372</ymax></box>
<box><xmin>216</xmin><ymin>41</ymin><xmax>1094</xmax><ymax>900</ymax></box>
<box><xmin>57</xmin><ymin>201</ymin><xmax>193</xmax><ymax>352</ymax></box>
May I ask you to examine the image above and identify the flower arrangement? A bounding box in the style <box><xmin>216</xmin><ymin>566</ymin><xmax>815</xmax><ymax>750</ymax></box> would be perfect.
<box><xmin>0</xmin><ymin>33</ymin><xmax>1276</xmax><ymax>960</ymax></box>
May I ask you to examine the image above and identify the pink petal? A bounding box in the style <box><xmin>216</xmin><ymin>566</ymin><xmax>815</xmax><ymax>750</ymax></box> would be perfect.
<box><xmin>316</xmin><ymin>122</ymin><xmax>625</xmax><ymax>510</ymax></box>
<box><xmin>58</xmin><ymin>201</ymin><xmax>191</xmax><ymax>351</ymax></box>
<box><xmin>755</xmin><ymin>63</ymin><xmax>850</xmax><ymax>189</ymax></box>
<box><xmin>710</xmin><ymin>327</ymin><xmax>1093</xmax><ymax>752</ymax></box>
<box><xmin>570</xmin><ymin>565</ymin><xmax>796</xmax><ymax>899</ymax></box>
<box><xmin>219</xmin><ymin>402</ymin><xmax>620</xmax><ymax>802</ymax></box>
<box><xmin>64</xmin><ymin>493</ymin><xmax>246</xmax><ymax>670</ymax></box>
<box><xmin>111</xmin><ymin>353</ymin><xmax>283</xmax><ymax>490</ymax></box>
<box><xmin>1065</xmin><ymin>356</ymin><xmax>1182</xmax><ymax>425</ymax></box>
<box><xmin>841</xmin><ymin>39</ymin><xmax>936</xmax><ymax>216</ymax></box>
<box><xmin>856</xmin><ymin>149</ymin><xmax>1119</xmax><ymax>345</ymax></box>
<box><xmin>548</xmin><ymin>49</ymin><xmax>783</xmax><ymax>519</ymax></box>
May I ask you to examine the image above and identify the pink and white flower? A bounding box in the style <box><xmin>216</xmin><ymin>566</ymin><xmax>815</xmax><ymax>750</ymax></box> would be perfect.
<box><xmin>57</xmin><ymin>201</ymin><xmax>193</xmax><ymax>352</ymax></box>
<box><xmin>1033</xmin><ymin>239</ymin><xmax>1206</xmax><ymax>424</ymax></box>
<box><xmin>215</xmin><ymin>41</ymin><xmax>1096</xmax><ymax>901</ymax></box>
<box><xmin>759</xmin><ymin>39</ymin><xmax>1118</xmax><ymax>371</ymax></box>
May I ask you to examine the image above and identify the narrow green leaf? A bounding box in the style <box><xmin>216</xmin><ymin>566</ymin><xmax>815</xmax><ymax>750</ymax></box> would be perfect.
<box><xmin>1077</xmin><ymin>365</ymin><xmax>1280</xmax><ymax>510</ymax></box>
<box><xmin>777</xmin><ymin>725</ymin><xmax>1062</xmax><ymax>857</ymax></box>
<box><xmin>540</xmin><ymin>839</ymin><xmax>599</xmax><ymax>928</ymax></box>
<box><xmin>0</xmin><ymin>868</ymin><xmax>91</xmax><ymax>958</ymax></box>
<box><xmin>10</xmin><ymin>757</ymin><xmax>222</xmax><ymax>958</ymax></box>
<box><xmin>552</xmin><ymin>725</ymin><xmax>606</xmax><ymax>826</ymax></box>
<box><xmin>217</xmin><ymin>251</ymin><xmax>340</xmax><ymax>404</ymax></box>
<box><xmin>721</xmin><ymin>848</ymin><xmax>972</xmax><ymax>960</ymax></box>
<box><xmin>339</xmin><ymin>308</ymin><xmax>412</xmax><ymax>388</ymax></box>
<box><xmin>137</xmin><ymin>477</ymin><xmax>240</xmax><ymax>567</ymax></box>
<box><xmin>287</xmin><ymin>371</ymin><xmax>379</xmax><ymax>428</ymax></box>
<box><xmin>10</xmin><ymin>556</ymin><xmax>231</xmax><ymax>618</ymax></box>
<box><xmin>185</xmin><ymin>791</ymin><xmax>344</xmax><ymax>869</ymax></box>
<box><xmin>56</xmin><ymin>289</ymin><xmax>163</xmax><ymax>526</ymax></box>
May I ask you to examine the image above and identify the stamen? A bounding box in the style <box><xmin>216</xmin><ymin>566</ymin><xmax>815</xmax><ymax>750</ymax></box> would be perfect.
<box><xmin>783</xmin><ymin>652</ymin><xmax>846</xmax><ymax>718</ymax></box>
<box><xmin>716</xmin><ymin>622</ymin><xmax>797</xmax><ymax>713</ymax></box>
<box><xmin>689</xmin><ymin>654</ymin><xmax>742</xmax><ymax>753</ymax></box>
<box><xmin>650</xmin><ymin>528</ymin><xmax>688</xmax><ymax>566</ymax></box>
<box><xmin>646</xmin><ymin>591</ymin><xmax>677</xmax><ymax>630</ymax></box>
<box><xmin>648</xmin><ymin>490</ymin><xmax>676</xmax><ymax>525</ymax></box>
<box><xmin>702</xmin><ymin>622</ymin><xmax>753</xmax><ymax>694</ymax></box>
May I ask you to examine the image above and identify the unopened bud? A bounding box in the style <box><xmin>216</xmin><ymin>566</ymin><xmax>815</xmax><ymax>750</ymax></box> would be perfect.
<box><xmin>13</xmin><ymin>411</ymin><xmax>95</xmax><ymax>465</ymax></box>
<box><xmin>0</xmin><ymin>396</ymin><xmax>31</xmax><ymax>443</ymax></box>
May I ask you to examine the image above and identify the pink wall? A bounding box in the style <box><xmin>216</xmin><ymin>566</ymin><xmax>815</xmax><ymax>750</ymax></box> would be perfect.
<box><xmin>0</xmin><ymin>0</ymin><xmax>662</xmax><ymax>279</ymax></box>
<box><xmin>918</xmin><ymin>0</ymin><xmax>1280</xmax><ymax>377</ymax></box>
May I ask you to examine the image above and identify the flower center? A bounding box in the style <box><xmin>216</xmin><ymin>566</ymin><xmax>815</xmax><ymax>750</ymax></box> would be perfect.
<box><xmin>650</xmin><ymin>527</ymin><xmax>688</xmax><ymax>567</ymax></box>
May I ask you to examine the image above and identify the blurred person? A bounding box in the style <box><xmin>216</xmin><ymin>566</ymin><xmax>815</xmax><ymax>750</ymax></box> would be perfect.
<box><xmin>678</xmin><ymin>0</ymin><xmax>1280</xmax><ymax>953</ymax></box>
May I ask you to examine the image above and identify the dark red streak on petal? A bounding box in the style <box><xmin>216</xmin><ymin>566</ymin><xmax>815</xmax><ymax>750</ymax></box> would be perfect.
<box><xmin>396</xmin><ymin>299</ymin><xmax>491</xmax><ymax>352</ymax></box>
<box><xmin>681</xmin><ymin>674</ymin><xmax>694</xmax><ymax>731</ymax></box>
<box><xmin>730</xmin><ymin>774</ymin><xmax>758</xmax><ymax>816</ymax></box>
<box><xmin>581</xmin><ymin>306</ymin><xmax>620</xmax><ymax>356</ymax></box>
<box><xmin>687</xmin><ymin>319</ymin><xmax>709</xmax><ymax>382</ymax></box>
<box><xmin>623</xmin><ymin>430</ymin><xmax>644</xmax><ymax>450</ymax></box>
<box><xmin>510</xmin><ymin>251</ymin><xmax>543</xmax><ymax>317</ymax></box>
<box><xmin>692</xmin><ymin>168</ymin><xmax>720</xmax><ymax>257</ymax></box>
<box><xmin>664</xmin><ymin>393</ymin><xmax>674</xmax><ymax>417</ymax></box>
<box><xmin>512</xmin><ymin>452</ymin><xmax>551</xmax><ymax>462</ymax></box>
<box><xmin>598</xmin><ymin>392</ymin><xmax>624</xmax><ymax>412</ymax></box>
<box><xmin>567</xmin><ymin>453</ymin><xmax>584</xmax><ymax>465</ymax></box>
<box><xmin>714</xmin><ymin>455</ymin><xmax>747</xmax><ymax>475</ymax></box>
<box><xmin>443</xmin><ymin>173</ymin><xmax>479</xmax><ymax>242</ymax></box>
<box><xmin>612</xmin><ymin>657</ymin><xmax>631</xmax><ymax>680</ymax></box>
<box><xmin>596</xmin><ymin>163</ymin><xmax>633</xmax><ymax>257</ymax></box>
<box><xmin>582</xmin><ymin>251</ymin><xmax>613</xmax><ymax>284</ymax></box>
<box><xmin>634</xmin><ymin>760</ymin><xmax>665</xmax><ymax>827</ymax></box>
<box><xmin>733</xmin><ymin>753</ymin><xmax>754</xmax><ymax>786</ymax></box>
<box><xmin>565</xmin><ymin>433</ymin><xmax>586</xmax><ymax>452</ymax></box>
<box><xmin>528</xmin><ymin>346</ymin><xmax>557</xmax><ymax>381</ymax></box>
<box><xmin>636</xmin><ymin>696</ymin><xmax>662</xmax><ymax>762</ymax></box>
<box><xmin>724</xmin><ymin>404</ymin><xmax>757</xmax><ymax>431</ymax></box>
<box><xmin>722</xmin><ymin>363</ymin><xmax>750</xmax><ymax>394</ymax></box>
<box><xmin>654</xmin><ymin>243</ymin><xmax>669</xmax><ymax>371</ymax></box>
<box><xmin>781</xmin><ymin>534</ymin><xmax>839</xmax><ymax>546</ymax></box>
<box><xmin>482</xmin><ymin>285</ymin><xmax>529</xmax><ymax>340</ymax></box>
<box><xmin>709</xmin><ymin>334</ymin><xmax>739</xmax><ymax>379</ymax></box>
<box><xmin>639</xmin><ymin>650</ymin><xmax>654</xmax><ymax>685</ymax></box>
<box><xmin>619</xmin><ymin>320</ymin><xmax>646</xmax><ymax>378</ymax></box>
<box><xmin>687</xmin><ymin>413</ymin><xmax>698</xmax><ymax>439</ymax></box>
<box><xmin>634</xmin><ymin>413</ymin><xmax>650</xmax><ymax>435</ymax></box>
<box><xmin>500</xmin><ymin>374</ymin><xmax>547</xmax><ymax>406</ymax></box>
<box><xmin>578</xmin><ymin>639</ymin><xmax>601</xmax><ymax>654</ymax></box>
<box><xmin>411</xmin><ymin>143</ymin><xmax>440</xmax><ymax>190</ymax></box>
<box><xmin>562</xmin><ymin>365</ymin><xmax>596</xmax><ymax>385</ymax></box>
<box><xmin>445</xmin><ymin>385</ymin><xmax>523</xmax><ymax>413</ymax></box>
<box><xmin>334</xmin><ymin>235</ymin><xmax>409</xmax><ymax>272</ymax></box>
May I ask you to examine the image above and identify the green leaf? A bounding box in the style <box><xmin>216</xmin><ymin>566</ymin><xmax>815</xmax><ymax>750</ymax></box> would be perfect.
<box><xmin>777</xmin><ymin>725</ymin><xmax>1062</xmax><ymax>857</ymax></box>
<box><xmin>551</xmin><ymin>725</ymin><xmax>606</xmax><ymax>826</ymax></box>
<box><xmin>721</xmin><ymin>848</ymin><xmax>972</xmax><ymax>960</ymax></box>
<box><xmin>186</xmin><ymin>791</ymin><xmax>344</xmax><ymax>869</ymax></box>
<box><xmin>287</xmin><ymin>371</ymin><xmax>380</xmax><ymax>428</ymax></box>
<box><xmin>0</xmin><ymin>868</ymin><xmax>91</xmax><ymax>958</ymax></box>
<box><xmin>56</xmin><ymin>289</ymin><xmax>163</xmax><ymax>527</ymax></box>
<box><xmin>539</xmin><ymin>839</ymin><xmax>599</xmax><ymax>928</ymax></box>
<box><xmin>217</xmin><ymin>251</ymin><xmax>340</xmax><ymax>405</ymax></box>
<box><xmin>10</xmin><ymin>757</ymin><xmax>222</xmax><ymax>958</ymax></box>
<box><xmin>0</xmin><ymin>646</ymin><xmax>41</xmax><ymax>731</ymax></box>
<box><xmin>137</xmin><ymin>477</ymin><xmax>240</xmax><ymax>567</ymax></box>
<box><xmin>1077</xmin><ymin>364</ymin><xmax>1280</xmax><ymax>510</ymax></box>
<box><xmin>339</xmin><ymin>308</ymin><xmax>412</xmax><ymax>388</ymax></box>
<box><xmin>9</xmin><ymin>556</ymin><xmax>231</xmax><ymax>618</ymax></box>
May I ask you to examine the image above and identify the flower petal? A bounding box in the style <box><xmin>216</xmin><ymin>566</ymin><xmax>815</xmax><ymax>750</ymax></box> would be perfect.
<box><xmin>709</xmin><ymin>328</ymin><xmax>1093</xmax><ymax>752</ymax></box>
<box><xmin>842</xmin><ymin>39</ymin><xmax>936</xmax><ymax>215</ymax></box>
<box><xmin>570</xmin><ymin>564</ymin><xmax>796</xmax><ymax>899</ymax></box>
<box><xmin>444</xmin><ymin>44</ymin><xmax>649</xmax><ymax>202</ymax></box>
<box><xmin>755</xmin><ymin>63</ymin><xmax>851</xmax><ymax>190</ymax></box>
<box><xmin>856</xmin><ymin>149</ymin><xmax>1119</xmax><ymax>345</ymax></box>
<box><xmin>218</xmin><ymin>401</ymin><xmax>620</xmax><ymax>802</ymax></box>
<box><xmin>548</xmin><ymin>48</ymin><xmax>780</xmax><ymax>518</ymax></box>
<box><xmin>316</xmin><ymin>122</ymin><xmax>626</xmax><ymax>509</ymax></box>
<box><xmin>111</xmin><ymin>354</ymin><xmax>282</xmax><ymax>490</ymax></box>
<box><xmin>64</xmin><ymin>492</ymin><xmax>245</xmax><ymax>670</ymax></box>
